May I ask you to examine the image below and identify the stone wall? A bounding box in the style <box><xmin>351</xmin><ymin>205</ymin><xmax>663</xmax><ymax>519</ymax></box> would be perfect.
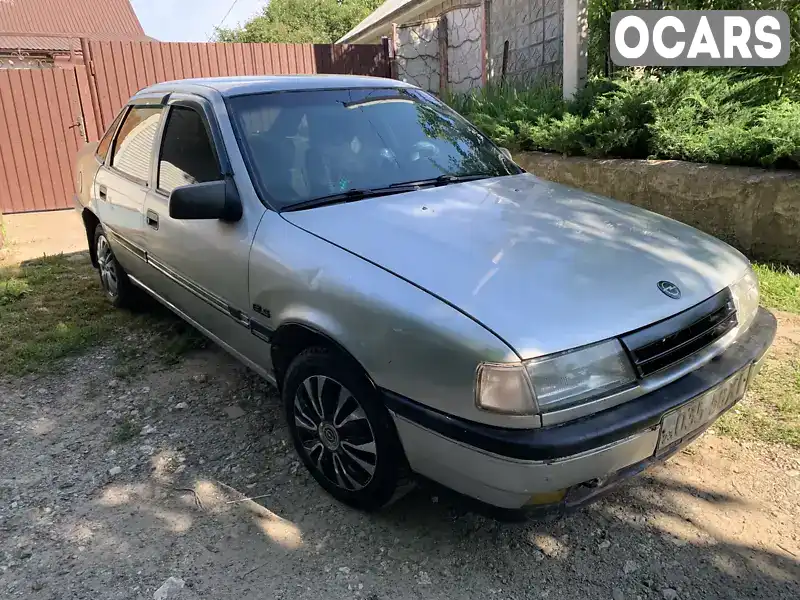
<box><xmin>420</xmin><ymin>0</ymin><xmax>478</xmax><ymax>20</ymax></box>
<box><xmin>446</xmin><ymin>6</ymin><xmax>484</xmax><ymax>93</ymax></box>
<box><xmin>487</xmin><ymin>0</ymin><xmax>563</xmax><ymax>84</ymax></box>
<box><xmin>394</xmin><ymin>2</ymin><xmax>484</xmax><ymax>95</ymax></box>
<box><xmin>514</xmin><ymin>152</ymin><xmax>800</xmax><ymax>266</ymax></box>
<box><xmin>395</xmin><ymin>19</ymin><xmax>442</xmax><ymax>92</ymax></box>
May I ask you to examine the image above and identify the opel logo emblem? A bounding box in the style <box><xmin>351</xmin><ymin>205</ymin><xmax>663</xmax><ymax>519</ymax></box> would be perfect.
<box><xmin>658</xmin><ymin>280</ymin><xmax>681</xmax><ymax>299</ymax></box>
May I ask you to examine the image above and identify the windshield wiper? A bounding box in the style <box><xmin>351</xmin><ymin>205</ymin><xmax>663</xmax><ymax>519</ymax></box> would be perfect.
<box><xmin>281</xmin><ymin>185</ymin><xmax>421</xmax><ymax>212</ymax></box>
<box><xmin>389</xmin><ymin>173</ymin><xmax>495</xmax><ymax>188</ymax></box>
<box><xmin>281</xmin><ymin>174</ymin><xmax>497</xmax><ymax>212</ymax></box>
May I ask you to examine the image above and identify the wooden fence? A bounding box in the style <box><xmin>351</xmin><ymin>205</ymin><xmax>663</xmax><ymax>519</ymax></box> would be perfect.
<box><xmin>0</xmin><ymin>39</ymin><xmax>390</xmax><ymax>213</ymax></box>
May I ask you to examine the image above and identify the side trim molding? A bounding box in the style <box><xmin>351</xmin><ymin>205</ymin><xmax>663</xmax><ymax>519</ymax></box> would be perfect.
<box><xmin>105</xmin><ymin>226</ymin><xmax>147</xmax><ymax>262</ymax></box>
<box><xmin>128</xmin><ymin>274</ymin><xmax>276</xmax><ymax>385</ymax></box>
<box><xmin>250</xmin><ymin>319</ymin><xmax>274</xmax><ymax>342</ymax></box>
<box><xmin>109</xmin><ymin>226</ymin><xmax>273</xmax><ymax>346</ymax></box>
<box><xmin>147</xmin><ymin>254</ymin><xmax>235</xmax><ymax>318</ymax></box>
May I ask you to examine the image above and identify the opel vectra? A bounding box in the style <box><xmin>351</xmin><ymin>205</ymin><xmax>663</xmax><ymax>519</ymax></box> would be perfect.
<box><xmin>73</xmin><ymin>76</ymin><xmax>775</xmax><ymax>513</ymax></box>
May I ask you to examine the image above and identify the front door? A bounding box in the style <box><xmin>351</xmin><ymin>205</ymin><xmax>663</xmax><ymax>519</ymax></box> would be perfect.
<box><xmin>95</xmin><ymin>105</ymin><xmax>164</xmax><ymax>273</ymax></box>
<box><xmin>141</xmin><ymin>97</ymin><xmax>270</xmax><ymax>369</ymax></box>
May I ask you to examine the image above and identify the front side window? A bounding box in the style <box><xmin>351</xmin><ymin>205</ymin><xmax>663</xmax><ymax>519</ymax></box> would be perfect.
<box><xmin>96</xmin><ymin>108</ymin><xmax>127</xmax><ymax>162</ymax></box>
<box><xmin>228</xmin><ymin>87</ymin><xmax>522</xmax><ymax>209</ymax></box>
<box><xmin>110</xmin><ymin>106</ymin><xmax>163</xmax><ymax>183</ymax></box>
<box><xmin>158</xmin><ymin>106</ymin><xmax>222</xmax><ymax>194</ymax></box>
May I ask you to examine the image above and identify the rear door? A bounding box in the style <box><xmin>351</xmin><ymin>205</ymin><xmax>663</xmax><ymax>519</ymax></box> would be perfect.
<box><xmin>140</xmin><ymin>94</ymin><xmax>269</xmax><ymax>364</ymax></box>
<box><xmin>94</xmin><ymin>102</ymin><xmax>165</xmax><ymax>272</ymax></box>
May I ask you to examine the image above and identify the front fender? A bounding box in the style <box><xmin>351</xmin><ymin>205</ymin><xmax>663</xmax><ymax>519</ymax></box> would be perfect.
<box><xmin>250</xmin><ymin>212</ymin><xmax>537</xmax><ymax>429</ymax></box>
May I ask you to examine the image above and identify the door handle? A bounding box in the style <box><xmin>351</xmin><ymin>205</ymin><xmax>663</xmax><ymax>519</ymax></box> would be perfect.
<box><xmin>98</xmin><ymin>185</ymin><xmax>107</xmax><ymax>200</ymax></box>
<box><xmin>146</xmin><ymin>210</ymin><xmax>159</xmax><ymax>230</ymax></box>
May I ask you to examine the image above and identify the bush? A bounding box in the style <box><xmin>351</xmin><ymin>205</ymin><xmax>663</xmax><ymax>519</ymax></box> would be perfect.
<box><xmin>587</xmin><ymin>1</ymin><xmax>800</xmax><ymax>102</ymax></box>
<box><xmin>442</xmin><ymin>81</ymin><xmax>566</xmax><ymax>151</ymax></box>
<box><xmin>452</xmin><ymin>71</ymin><xmax>800</xmax><ymax>169</ymax></box>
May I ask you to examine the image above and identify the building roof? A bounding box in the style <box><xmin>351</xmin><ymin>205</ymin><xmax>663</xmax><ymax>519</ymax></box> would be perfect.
<box><xmin>136</xmin><ymin>75</ymin><xmax>414</xmax><ymax>100</ymax></box>
<box><xmin>0</xmin><ymin>0</ymin><xmax>149</xmax><ymax>53</ymax></box>
<box><xmin>337</xmin><ymin>0</ymin><xmax>433</xmax><ymax>44</ymax></box>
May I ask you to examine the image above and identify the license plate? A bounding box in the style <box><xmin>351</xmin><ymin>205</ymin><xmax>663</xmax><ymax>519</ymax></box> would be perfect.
<box><xmin>657</xmin><ymin>366</ymin><xmax>751</xmax><ymax>451</ymax></box>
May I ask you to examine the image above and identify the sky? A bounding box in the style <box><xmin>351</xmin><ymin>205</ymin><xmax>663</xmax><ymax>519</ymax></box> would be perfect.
<box><xmin>130</xmin><ymin>0</ymin><xmax>268</xmax><ymax>42</ymax></box>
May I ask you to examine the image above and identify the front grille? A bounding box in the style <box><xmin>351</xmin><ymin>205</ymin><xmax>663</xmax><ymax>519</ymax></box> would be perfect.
<box><xmin>621</xmin><ymin>289</ymin><xmax>737</xmax><ymax>377</ymax></box>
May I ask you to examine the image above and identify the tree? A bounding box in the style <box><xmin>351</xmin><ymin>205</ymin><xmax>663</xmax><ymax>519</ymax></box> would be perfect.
<box><xmin>215</xmin><ymin>0</ymin><xmax>384</xmax><ymax>44</ymax></box>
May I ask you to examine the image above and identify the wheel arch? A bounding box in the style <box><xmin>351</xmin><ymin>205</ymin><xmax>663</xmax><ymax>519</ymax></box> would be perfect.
<box><xmin>81</xmin><ymin>208</ymin><xmax>101</xmax><ymax>267</ymax></box>
<box><xmin>270</xmin><ymin>321</ymin><xmax>377</xmax><ymax>395</ymax></box>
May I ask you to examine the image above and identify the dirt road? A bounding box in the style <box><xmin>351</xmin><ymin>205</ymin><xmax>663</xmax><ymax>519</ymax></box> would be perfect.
<box><xmin>1</xmin><ymin>338</ymin><xmax>799</xmax><ymax>600</ymax></box>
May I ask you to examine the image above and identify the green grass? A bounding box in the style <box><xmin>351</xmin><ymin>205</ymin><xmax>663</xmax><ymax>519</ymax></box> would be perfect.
<box><xmin>716</xmin><ymin>263</ymin><xmax>800</xmax><ymax>448</ymax></box>
<box><xmin>0</xmin><ymin>253</ymin><xmax>204</xmax><ymax>377</ymax></box>
<box><xmin>753</xmin><ymin>263</ymin><xmax>800</xmax><ymax>314</ymax></box>
<box><xmin>717</xmin><ymin>355</ymin><xmax>800</xmax><ymax>448</ymax></box>
<box><xmin>0</xmin><ymin>255</ymin><xmax>134</xmax><ymax>376</ymax></box>
<box><xmin>0</xmin><ymin>276</ymin><xmax>30</xmax><ymax>305</ymax></box>
<box><xmin>110</xmin><ymin>417</ymin><xmax>141</xmax><ymax>444</ymax></box>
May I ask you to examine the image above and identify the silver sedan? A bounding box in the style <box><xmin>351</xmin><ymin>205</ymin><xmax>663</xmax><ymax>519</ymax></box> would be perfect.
<box><xmin>73</xmin><ymin>75</ymin><xmax>775</xmax><ymax>515</ymax></box>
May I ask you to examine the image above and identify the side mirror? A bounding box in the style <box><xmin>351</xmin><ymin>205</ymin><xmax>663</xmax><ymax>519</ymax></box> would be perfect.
<box><xmin>168</xmin><ymin>178</ymin><xmax>242</xmax><ymax>222</ymax></box>
<box><xmin>499</xmin><ymin>147</ymin><xmax>514</xmax><ymax>161</ymax></box>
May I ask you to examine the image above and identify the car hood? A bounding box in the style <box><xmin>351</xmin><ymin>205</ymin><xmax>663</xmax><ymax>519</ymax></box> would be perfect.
<box><xmin>282</xmin><ymin>174</ymin><xmax>750</xmax><ymax>359</ymax></box>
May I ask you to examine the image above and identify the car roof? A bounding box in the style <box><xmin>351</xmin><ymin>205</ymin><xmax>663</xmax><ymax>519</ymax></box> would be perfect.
<box><xmin>131</xmin><ymin>75</ymin><xmax>416</xmax><ymax>101</ymax></box>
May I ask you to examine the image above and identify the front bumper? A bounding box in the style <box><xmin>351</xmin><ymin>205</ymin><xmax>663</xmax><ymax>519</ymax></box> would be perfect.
<box><xmin>385</xmin><ymin>307</ymin><xmax>776</xmax><ymax>510</ymax></box>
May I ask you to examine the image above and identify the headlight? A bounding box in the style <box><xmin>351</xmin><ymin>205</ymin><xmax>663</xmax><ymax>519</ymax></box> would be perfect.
<box><xmin>475</xmin><ymin>339</ymin><xmax>636</xmax><ymax>415</ymax></box>
<box><xmin>525</xmin><ymin>339</ymin><xmax>636</xmax><ymax>412</ymax></box>
<box><xmin>730</xmin><ymin>268</ymin><xmax>759</xmax><ymax>334</ymax></box>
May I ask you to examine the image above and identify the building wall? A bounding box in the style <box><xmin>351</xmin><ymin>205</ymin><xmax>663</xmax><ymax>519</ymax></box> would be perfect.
<box><xmin>487</xmin><ymin>0</ymin><xmax>563</xmax><ymax>84</ymax></box>
<box><xmin>359</xmin><ymin>0</ymin><xmax>478</xmax><ymax>44</ymax></box>
<box><xmin>393</xmin><ymin>0</ymin><xmax>484</xmax><ymax>94</ymax></box>
<box><xmin>360</xmin><ymin>0</ymin><xmax>566</xmax><ymax>88</ymax></box>
<box><xmin>395</xmin><ymin>18</ymin><xmax>441</xmax><ymax>92</ymax></box>
<box><xmin>446</xmin><ymin>5</ymin><xmax>483</xmax><ymax>93</ymax></box>
<box><xmin>420</xmin><ymin>0</ymin><xmax>479</xmax><ymax>20</ymax></box>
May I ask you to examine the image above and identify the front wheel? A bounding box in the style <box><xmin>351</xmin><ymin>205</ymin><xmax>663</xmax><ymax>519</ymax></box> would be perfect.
<box><xmin>282</xmin><ymin>347</ymin><xmax>410</xmax><ymax>511</ymax></box>
<box><xmin>94</xmin><ymin>224</ymin><xmax>135</xmax><ymax>308</ymax></box>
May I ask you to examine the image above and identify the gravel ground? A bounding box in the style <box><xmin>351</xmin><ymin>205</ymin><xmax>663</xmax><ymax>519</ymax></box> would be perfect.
<box><xmin>1</xmin><ymin>337</ymin><xmax>799</xmax><ymax>600</ymax></box>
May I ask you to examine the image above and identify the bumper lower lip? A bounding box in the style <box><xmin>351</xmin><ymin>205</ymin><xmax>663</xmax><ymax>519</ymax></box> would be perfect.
<box><xmin>383</xmin><ymin>307</ymin><xmax>776</xmax><ymax>510</ymax></box>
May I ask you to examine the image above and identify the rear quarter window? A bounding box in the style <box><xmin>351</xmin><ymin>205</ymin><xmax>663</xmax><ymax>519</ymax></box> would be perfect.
<box><xmin>110</xmin><ymin>106</ymin><xmax>164</xmax><ymax>183</ymax></box>
<box><xmin>96</xmin><ymin>108</ymin><xmax>127</xmax><ymax>162</ymax></box>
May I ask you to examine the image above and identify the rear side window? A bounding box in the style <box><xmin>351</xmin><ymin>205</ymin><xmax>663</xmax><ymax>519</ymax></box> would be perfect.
<box><xmin>158</xmin><ymin>106</ymin><xmax>222</xmax><ymax>194</ymax></box>
<box><xmin>110</xmin><ymin>106</ymin><xmax>163</xmax><ymax>183</ymax></box>
<box><xmin>96</xmin><ymin>108</ymin><xmax>126</xmax><ymax>162</ymax></box>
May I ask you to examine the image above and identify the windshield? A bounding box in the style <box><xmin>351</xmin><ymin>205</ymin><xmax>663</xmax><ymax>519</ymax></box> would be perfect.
<box><xmin>227</xmin><ymin>87</ymin><xmax>522</xmax><ymax>209</ymax></box>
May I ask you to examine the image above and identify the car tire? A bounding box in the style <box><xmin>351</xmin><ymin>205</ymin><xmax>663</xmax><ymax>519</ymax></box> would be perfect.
<box><xmin>94</xmin><ymin>224</ymin><xmax>135</xmax><ymax>308</ymax></box>
<box><xmin>282</xmin><ymin>347</ymin><xmax>411</xmax><ymax>511</ymax></box>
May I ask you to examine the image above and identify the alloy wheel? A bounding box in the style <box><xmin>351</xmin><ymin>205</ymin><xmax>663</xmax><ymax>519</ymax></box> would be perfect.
<box><xmin>293</xmin><ymin>375</ymin><xmax>377</xmax><ymax>491</ymax></box>
<box><xmin>96</xmin><ymin>235</ymin><xmax>119</xmax><ymax>298</ymax></box>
